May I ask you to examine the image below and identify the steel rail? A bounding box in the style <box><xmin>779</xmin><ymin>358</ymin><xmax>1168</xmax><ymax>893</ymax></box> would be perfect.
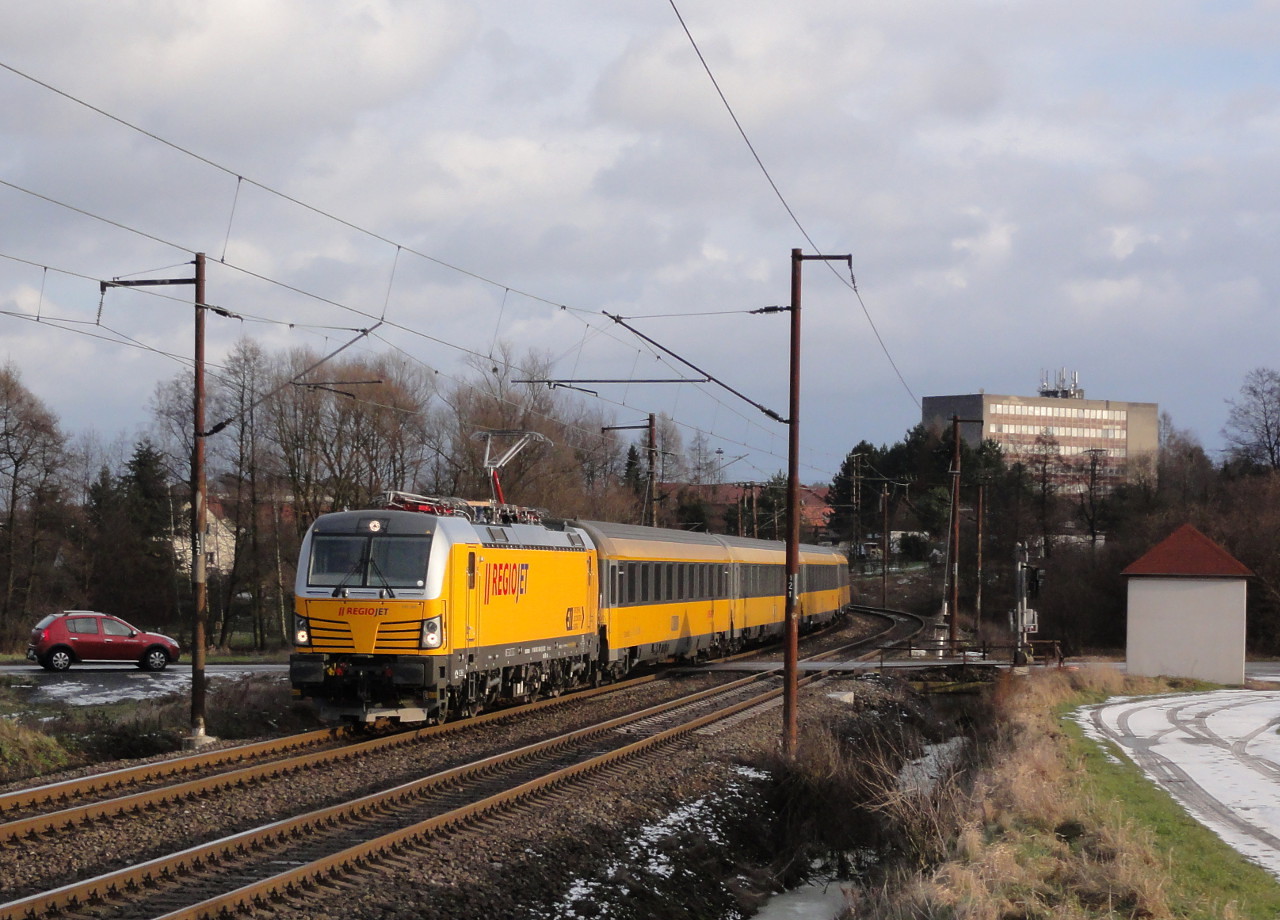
<box><xmin>0</xmin><ymin>726</ymin><xmax>345</xmax><ymax>818</ymax></box>
<box><xmin>159</xmin><ymin>676</ymin><xmax>809</xmax><ymax>920</ymax></box>
<box><xmin>0</xmin><ymin>673</ymin><xmax>658</xmax><ymax>843</ymax></box>
<box><xmin>0</xmin><ymin>672</ymin><xmax>773</xmax><ymax>920</ymax></box>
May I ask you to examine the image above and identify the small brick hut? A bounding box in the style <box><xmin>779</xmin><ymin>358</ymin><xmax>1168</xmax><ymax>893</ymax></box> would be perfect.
<box><xmin>1123</xmin><ymin>524</ymin><xmax>1252</xmax><ymax>684</ymax></box>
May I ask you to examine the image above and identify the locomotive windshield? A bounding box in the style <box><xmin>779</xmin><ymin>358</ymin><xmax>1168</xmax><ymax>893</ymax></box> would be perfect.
<box><xmin>308</xmin><ymin>534</ymin><xmax>432</xmax><ymax>589</ymax></box>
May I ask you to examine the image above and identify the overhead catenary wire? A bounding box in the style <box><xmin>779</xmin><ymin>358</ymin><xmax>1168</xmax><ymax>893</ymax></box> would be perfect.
<box><xmin>1</xmin><ymin>48</ymin><xmax>880</xmax><ymax>457</ymax></box>
<box><xmin>0</xmin><ymin>173</ymin><xmax>800</xmax><ymax>474</ymax></box>
<box><xmin>1</xmin><ymin>228</ymin><xmax>802</xmax><ymax>476</ymax></box>
<box><xmin>0</xmin><ymin>59</ymin><xmax>854</xmax><ymax>482</ymax></box>
<box><xmin>0</xmin><ymin>59</ymin><xmax>587</xmax><ymax>317</ymax></box>
<box><xmin>665</xmin><ymin>0</ymin><xmax>919</xmax><ymax>408</ymax></box>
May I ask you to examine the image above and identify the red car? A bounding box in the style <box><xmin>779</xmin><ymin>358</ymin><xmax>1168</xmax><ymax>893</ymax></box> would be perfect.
<box><xmin>27</xmin><ymin>610</ymin><xmax>181</xmax><ymax>672</ymax></box>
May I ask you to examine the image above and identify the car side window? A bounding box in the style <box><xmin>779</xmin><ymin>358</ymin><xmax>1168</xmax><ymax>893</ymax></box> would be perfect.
<box><xmin>102</xmin><ymin>619</ymin><xmax>132</xmax><ymax>637</ymax></box>
<box><xmin>67</xmin><ymin>617</ymin><xmax>99</xmax><ymax>635</ymax></box>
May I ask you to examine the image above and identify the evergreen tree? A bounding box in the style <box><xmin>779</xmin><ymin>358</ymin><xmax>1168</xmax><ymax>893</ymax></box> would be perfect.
<box><xmin>87</xmin><ymin>441</ymin><xmax>181</xmax><ymax>630</ymax></box>
<box><xmin>623</xmin><ymin>444</ymin><xmax>644</xmax><ymax>496</ymax></box>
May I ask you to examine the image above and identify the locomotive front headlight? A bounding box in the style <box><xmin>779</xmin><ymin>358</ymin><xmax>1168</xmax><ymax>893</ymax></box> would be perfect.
<box><xmin>294</xmin><ymin>616</ymin><xmax>311</xmax><ymax>647</ymax></box>
<box><xmin>420</xmin><ymin>616</ymin><xmax>444</xmax><ymax>649</ymax></box>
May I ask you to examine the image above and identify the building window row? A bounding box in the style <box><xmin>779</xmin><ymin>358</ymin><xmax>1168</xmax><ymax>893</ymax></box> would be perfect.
<box><xmin>990</xmin><ymin>403</ymin><xmax>1127</xmax><ymax>422</ymax></box>
<box><xmin>1057</xmin><ymin>445</ymin><xmax>1126</xmax><ymax>458</ymax></box>
<box><xmin>990</xmin><ymin>423</ymin><xmax>1127</xmax><ymax>439</ymax></box>
<box><xmin>1002</xmin><ymin>441</ymin><xmax>1127</xmax><ymax>459</ymax></box>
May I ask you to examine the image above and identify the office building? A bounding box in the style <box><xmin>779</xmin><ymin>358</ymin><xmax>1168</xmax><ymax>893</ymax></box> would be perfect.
<box><xmin>921</xmin><ymin>370</ymin><xmax>1158</xmax><ymax>488</ymax></box>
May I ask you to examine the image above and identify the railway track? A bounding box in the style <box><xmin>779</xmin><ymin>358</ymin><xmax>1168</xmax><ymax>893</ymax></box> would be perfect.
<box><xmin>2</xmin><ymin>672</ymin><xmax>794</xmax><ymax>920</ymax></box>
<box><xmin>1</xmin><ymin>605</ymin><xmax>921</xmax><ymax>920</ymax></box>
<box><xmin>0</xmin><ymin>673</ymin><xmax>659</xmax><ymax>843</ymax></box>
<box><xmin>0</xmin><ymin>604</ymin><xmax>910</xmax><ymax>838</ymax></box>
<box><xmin>0</xmin><ymin>726</ymin><xmax>347</xmax><ymax>826</ymax></box>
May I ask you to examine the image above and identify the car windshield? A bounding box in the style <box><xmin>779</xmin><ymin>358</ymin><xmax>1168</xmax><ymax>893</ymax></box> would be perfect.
<box><xmin>34</xmin><ymin>614</ymin><xmax>57</xmax><ymax>629</ymax></box>
<box><xmin>308</xmin><ymin>534</ymin><xmax>431</xmax><ymax>589</ymax></box>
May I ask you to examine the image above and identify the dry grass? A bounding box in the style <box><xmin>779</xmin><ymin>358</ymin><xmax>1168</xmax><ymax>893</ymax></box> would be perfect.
<box><xmin>0</xmin><ymin>674</ymin><xmax>323</xmax><ymax>783</ymax></box>
<box><xmin>833</xmin><ymin>666</ymin><xmax>1212</xmax><ymax>919</ymax></box>
<box><xmin>0</xmin><ymin>717</ymin><xmax>73</xmax><ymax>784</ymax></box>
<box><xmin>145</xmin><ymin>674</ymin><xmax>322</xmax><ymax>738</ymax></box>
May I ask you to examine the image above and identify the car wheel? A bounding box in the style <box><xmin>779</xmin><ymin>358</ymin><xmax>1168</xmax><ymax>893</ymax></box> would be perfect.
<box><xmin>44</xmin><ymin>648</ymin><xmax>73</xmax><ymax>672</ymax></box>
<box><xmin>140</xmin><ymin>648</ymin><xmax>170</xmax><ymax>672</ymax></box>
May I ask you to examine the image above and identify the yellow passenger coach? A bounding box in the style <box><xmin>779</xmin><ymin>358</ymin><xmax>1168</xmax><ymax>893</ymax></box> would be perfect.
<box><xmin>290</xmin><ymin>492</ymin><xmax>850</xmax><ymax>723</ymax></box>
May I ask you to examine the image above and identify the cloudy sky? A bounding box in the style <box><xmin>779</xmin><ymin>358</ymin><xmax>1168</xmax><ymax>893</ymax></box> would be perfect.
<box><xmin>2</xmin><ymin>1</ymin><xmax>1277</xmax><ymax>487</ymax></box>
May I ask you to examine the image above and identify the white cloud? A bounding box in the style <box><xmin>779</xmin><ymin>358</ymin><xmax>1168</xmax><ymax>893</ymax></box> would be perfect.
<box><xmin>1</xmin><ymin>0</ymin><xmax>1279</xmax><ymax>478</ymax></box>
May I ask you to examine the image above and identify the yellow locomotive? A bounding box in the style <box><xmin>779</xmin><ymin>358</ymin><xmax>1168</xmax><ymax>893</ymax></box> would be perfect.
<box><xmin>289</xmin><ymin>491</ymin><xmax>851</xmax><ymax>723</ymax></box>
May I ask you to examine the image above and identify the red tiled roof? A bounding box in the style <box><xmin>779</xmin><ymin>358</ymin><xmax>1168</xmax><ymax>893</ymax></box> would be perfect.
<box><xmin>1122</xmin><ymin>524</ymin><xmax>1253</xmax><ymax>578</ymax></box>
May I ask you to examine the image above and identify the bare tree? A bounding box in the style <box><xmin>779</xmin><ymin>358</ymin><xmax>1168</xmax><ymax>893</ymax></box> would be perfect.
<box><xmin>207</xmin><ymin>339</ymin><xmax>276</xmax><ymax>647</ymax></box>
<box><xmin>264</xmin><ymin>347</ymin><xmax>438</xmax><ymax>525</ymax></box>
<box><xmin>148</xmin><ymin>372</ymin><xmax>194</xmax><ymax>484</ymax></box>
<box><xmin>1158</xmin><ymin>411</ymin><xmax>1215</xmax><ymax>509</ymax></box>
<box><xmin>0</xmin><ymin>364</ymin><xmax>68</xmax><ymax>633</ymax></box>
<box><xmin>687</xmin><ymin>431</ymin><xmax>717</xmax><ymax>485</ymax></box>
<box><xmin>1023</xmin><ymin>431</ymin><xmax>1063</xmax><ymax>557</ymax></box>
<box><xmin>1224</xmin><ymin>367</ymin><xmax>1280</xmax><ymax>470</ymax></box>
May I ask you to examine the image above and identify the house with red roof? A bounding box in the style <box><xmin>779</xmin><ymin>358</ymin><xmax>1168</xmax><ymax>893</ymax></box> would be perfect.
<box><xmin>1122</xmin><ymin>524</ymin><xmax>1253</xmax><ymax>685</ymax></box>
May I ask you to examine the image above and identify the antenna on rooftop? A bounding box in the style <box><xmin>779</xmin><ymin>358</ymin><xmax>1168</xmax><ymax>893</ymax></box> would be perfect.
<box><xmin>1038</xmin><ymin>367</ymin><xmax>1085</xmax><ymax>399</ymax></box>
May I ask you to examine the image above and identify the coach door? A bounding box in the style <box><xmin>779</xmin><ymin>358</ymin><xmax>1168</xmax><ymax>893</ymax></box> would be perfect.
<box><xmin>465</xmin><ymin>551</ymin><xmax>480</xmax><ymax>658</ymax></box>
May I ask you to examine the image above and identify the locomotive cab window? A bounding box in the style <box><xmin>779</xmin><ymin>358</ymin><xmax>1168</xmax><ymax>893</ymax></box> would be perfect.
<box><xmin>308</xmin><ymin>533</ymin><xmax>432</xmax><ymax>589</ymax></box>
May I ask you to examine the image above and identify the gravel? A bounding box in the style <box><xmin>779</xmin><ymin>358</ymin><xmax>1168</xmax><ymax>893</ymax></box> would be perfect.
<box><xmin>2</xmin><ymin>614</ymin><xmax>912</xmax><ymax>919</ymax></box>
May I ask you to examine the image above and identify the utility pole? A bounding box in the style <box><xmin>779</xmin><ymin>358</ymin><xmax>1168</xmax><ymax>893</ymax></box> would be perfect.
<box><xmin>881</xmin><ymin>484</ymin><xmax>889</xmax><ymax>609</ymax></box>
<box><xmin>602</xmin><ymin>414</ymin><xmax>658</xmax><ymax>526</ymax></box>
<box><xmin>751</xmin><ymin>483</ymin><xmax>759</xmax><ymax>538</ymax></box>
<box><xmin>192</xmin><ymin>253</ymin><xmax>208</xmax><ymax>743</ymax></box>
<box><xmin>945</xmin><ymin>415</ymin><xmax>982</xmax><ymax>652</ymax></box>
<box><xmin>648</xmin><ymin>413</ymin><xmax>658</xmax><ymax>527</ymax></box>
<box><xmin>1014</xmin><ymin>542</ymin><xmax>1029</xmax><ymax>664</ymax></box>
<box><xmin>102</xmin><ymin>253</ymin><xmax>213</xmax><ymax>746</ymax></box>
<box><xmin>783</xmin><ymin>247</ymin><xmax>851</xmax><ymax>760</ymax></box>
<box><xmin>853</xmin><ymin>453</ymin><xmax>862</xmax><ymax>570</ymax></box>
<box><xmin>975</xmin><ymin>475</ymin><xmax>988</xmax><ymax>638</ymax></box>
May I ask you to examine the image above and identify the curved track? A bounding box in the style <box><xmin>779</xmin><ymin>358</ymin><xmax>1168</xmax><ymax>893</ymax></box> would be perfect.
<box><xmin>2</xmin><ymin>671</ymin><xmax>812</xmax><ymax>920</ymax></box>
<box><xmin>0</xmin><ymin>604</ymin><xmax>920</xmax><ymax>919</ymax></box>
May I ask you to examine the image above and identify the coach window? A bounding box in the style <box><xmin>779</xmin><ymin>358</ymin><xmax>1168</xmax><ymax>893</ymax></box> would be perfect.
<box><xmin>640</xmin><ymin>563</ymin><xmax>651</xmax><ymax>603</ymax></box>
<box><xmin>626</xmin><ymin>563</ymin><xmax>638</xmax><ymax>605</ymax></box>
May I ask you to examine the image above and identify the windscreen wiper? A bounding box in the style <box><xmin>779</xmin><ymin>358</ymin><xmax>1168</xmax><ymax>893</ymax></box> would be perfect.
<box><xmin>331</xmin><ymin>554</ymin><xmax>367</xmax><ymax>598</ymax></box>
<box><xmin>367</xmin><ymin>555</ymin><xmax>397</xmax><ymax>599</ymax></box>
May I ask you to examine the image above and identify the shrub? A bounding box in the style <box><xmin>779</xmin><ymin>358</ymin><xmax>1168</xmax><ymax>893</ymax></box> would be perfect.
<box><xmin>0</xmin><ymin>717</ymin><xmax>73</xmax><ymax>783</ymax></box>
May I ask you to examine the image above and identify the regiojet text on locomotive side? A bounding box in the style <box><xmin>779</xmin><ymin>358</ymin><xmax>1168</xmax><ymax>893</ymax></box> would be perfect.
<box><xmin>289</xmin><ymin>491</ymin><xmax>851</xmax><ymax>724</ymax></box>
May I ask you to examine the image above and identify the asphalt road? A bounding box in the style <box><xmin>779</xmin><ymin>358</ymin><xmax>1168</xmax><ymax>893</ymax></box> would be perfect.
<box><xmin>0</xmin><ymin>662</ymin><xmax>289</xmax><ymax>706</ymax></box>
